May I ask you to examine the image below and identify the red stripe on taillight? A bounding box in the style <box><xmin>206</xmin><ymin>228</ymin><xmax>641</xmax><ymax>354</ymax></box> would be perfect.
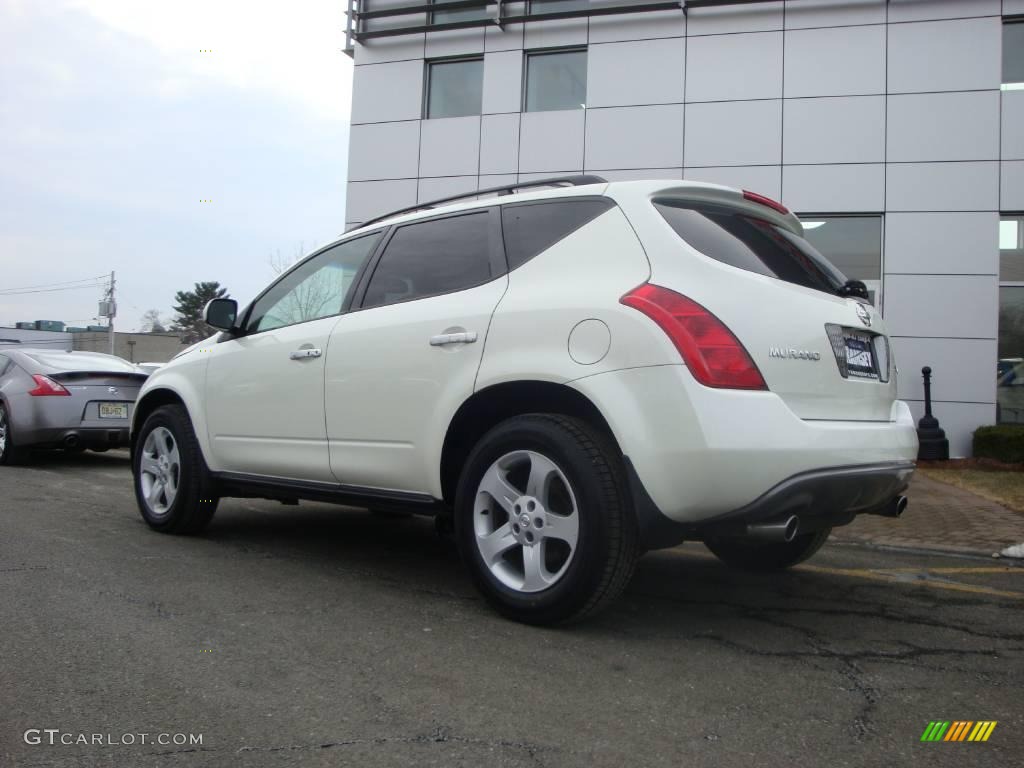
<box><xmin>28</xmin><ymin>374</ymin><xmax>70</xmax><ymax>396</ymax></box>
<box><xmin>742</xmin><ymin>189</ymin><xmax>789</xmax><ymax>216</ymax></box>
<box><xmin>620</xmin><ymin>284</ymin><xmax>767</xmax><ymax>390</ymax></box>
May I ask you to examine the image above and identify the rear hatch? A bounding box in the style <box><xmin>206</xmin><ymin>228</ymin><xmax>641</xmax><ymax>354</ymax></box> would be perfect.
<box><xmin>646</xmin><ymin>189</ymin><xmax>895</xmax><ymax>421</ymax></box>
<box><xmin>25</xmin><ymin>351</ymin><xmax>147</xmax><ymax>424</ymax></box>
<box><xmin>50</xmin><ymin>372</ymin><xmax>146</xmax><ymax>425</ymax></box>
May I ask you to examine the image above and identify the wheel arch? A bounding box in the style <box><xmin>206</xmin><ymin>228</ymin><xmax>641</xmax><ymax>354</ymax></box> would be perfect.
<box><xmin>439</xmin><ymin>380</ymin><xmax>620</xmax><ymax>507</ymax></box>
<box><xmin>131</xmin><ymin>385</ymin><xmax>210</xmax><ymax>467</ymax></box>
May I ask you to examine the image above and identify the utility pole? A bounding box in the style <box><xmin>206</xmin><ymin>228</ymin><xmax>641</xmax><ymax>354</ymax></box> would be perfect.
<box><xmin>97</xmin><ymin>271</ymin><xmax>117</xmax><ymax>356</ymax></box>
<box><xmin>107</xmin><ymin>271</ymin><xmax>116</xmax><ymax>356</ymax></box>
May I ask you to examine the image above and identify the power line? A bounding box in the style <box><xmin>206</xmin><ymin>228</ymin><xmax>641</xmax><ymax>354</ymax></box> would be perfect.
<box><xmin>0</xmin><ymin>282</ymin><xmax>107</xmax><ymax>297</ymax></box>
<box><xmin>0</xmin><ymin>274</ymin><xmax>109</xmax><ymax>292</ymax></box>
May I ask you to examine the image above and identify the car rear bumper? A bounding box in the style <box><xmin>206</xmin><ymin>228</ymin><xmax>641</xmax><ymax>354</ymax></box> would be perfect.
<box><xmin>7</xmin><ymin>392</ymin><xmax>134</xmax><ymax>449</ymax></box>
<box><xmin>623</xmin><ymin>457</ymin><xmax>914</xmax><ymax>548</ymax></box>
<box><xmin>19</xmin><ymin>425</ymin><xmax>130</xmax><ymax>449</ymax></box>
<box><xmin>569</xmin><ymin>364</ymin><xmax>919</xmax><ymax>546</ymax></box>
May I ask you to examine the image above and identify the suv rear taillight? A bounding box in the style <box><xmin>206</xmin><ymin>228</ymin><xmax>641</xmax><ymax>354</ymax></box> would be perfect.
<box><xmin>28</xmin><ymin>374</ymin><xmax>70</xmax><ymax>396</ymax></box>
<box><xmin>620</xmin><ymin>284</ymin><xmax>767</xmax><ymax>390</ymax></box>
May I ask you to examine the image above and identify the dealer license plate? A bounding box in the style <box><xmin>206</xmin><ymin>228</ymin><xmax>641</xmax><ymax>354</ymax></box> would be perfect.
<box><xmin>844</xmin><ymin>333</ymin><xmax>877</xmax><ymax>380</ymax></box>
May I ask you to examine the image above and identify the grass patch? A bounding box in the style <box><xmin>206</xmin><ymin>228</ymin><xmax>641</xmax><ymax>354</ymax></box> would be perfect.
<box><xmin>918</xmin><ymin>468</ymin><xmax>1024</xmax><ymax>514</ymax></box>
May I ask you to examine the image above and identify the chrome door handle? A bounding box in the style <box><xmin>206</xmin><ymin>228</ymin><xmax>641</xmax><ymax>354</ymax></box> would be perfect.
<box><xmin>289</xmin><ymin>348</ymin><xmax>322</xmax><ymax>360</ymax></box>
<box><xmin>429</xmin><ymin>331</ymin><xmax>478</xmax><ymax>346</ymax></box>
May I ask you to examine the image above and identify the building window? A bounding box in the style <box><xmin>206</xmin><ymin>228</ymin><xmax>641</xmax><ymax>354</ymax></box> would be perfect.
<box><xmin>425</xmin><ymin>58</ymin><xmax>483</xmax><ymax>119</ymax></box>
<box><xmin>431</xmin><ymin>0</ymin><xmax>489</xmax><ymax>25</ymax></box>
<box><xmin>798</xmin><ymin>215</ymin><xmax>883</xmax><ymax>305</ymax></box>
<box><xmin>529</xmin><ymin>0</ymin><xmax>589</xmax><ymax>14</ymax></box>
<box><xmin>998</xmin><ymin>214</ymin><xmax>1024</xmax><ymax>423</ymax></box>
<box><xmin>524</xmin><ymin>49</ymin><xmax>587</xmax><ymax>112</ymax></box>
<box><xmin>1004</xmin><ymin>21</ymin><xmax>1024</xmax><ymax>91</ymax></box>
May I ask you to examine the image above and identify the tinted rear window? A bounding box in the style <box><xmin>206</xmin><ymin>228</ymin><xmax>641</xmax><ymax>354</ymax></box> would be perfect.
<box><xmin>501</xmin><ymin>199</ymin><xmax>614</xmax><ymax>270</ymax></box>
<box><xmin>362</xmin><ymin>212</ymin><xmax>493</xmax><ymax>309</ymax></box>
<box><xmin>654</xmin><ymin>200</ymin><xmax>847</xmax><ymax>294</ymax></box>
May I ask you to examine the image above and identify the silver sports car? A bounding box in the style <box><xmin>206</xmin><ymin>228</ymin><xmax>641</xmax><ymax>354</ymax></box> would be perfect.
<box><xmin>0</xmin><ymin>348</ymin><xmax>147</xmax><ymax>463</ymax></box>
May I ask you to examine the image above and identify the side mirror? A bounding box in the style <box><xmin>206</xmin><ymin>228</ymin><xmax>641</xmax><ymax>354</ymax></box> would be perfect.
<box><xmin>203</xmin><ymin>298</ymin><xmax>238</xmax><ymax>331</ymax></box>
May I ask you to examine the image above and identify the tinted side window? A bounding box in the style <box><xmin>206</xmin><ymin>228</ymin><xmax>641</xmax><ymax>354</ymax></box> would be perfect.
<box><xmin>502</xmin><ymin>199</ymin><xmax>614</xmax><ymax>270</ymax></box>
<box><xmin>654</xmin><ymin>201</ymin><xmax>847</xmax><ymax>295</ymax></box>
<box><xmin>246</xmin><ymin>233</ymin><xmax>381</xmax><ymax>333</ymax></box>
<box><xmin>0</xmin><ymin>354</ymin><xmax>9</xmax><ymax>375</ymax></box>
<box><xmin>362</xmin><ymin>213</ymin><xmax>492</xmax><ymax>308</ymax></box>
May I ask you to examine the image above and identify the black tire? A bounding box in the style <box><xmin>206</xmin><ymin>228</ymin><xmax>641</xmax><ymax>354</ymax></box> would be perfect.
<box><xmin>133</xmin><ymin>404</ymin><xmax>219</xmax><ymax>534</ymax></box>
<box><xmin>455</xmin><ymin>414</ymin><xmax>639</xmax><ymax>626</ymax></box>
<box><xmin>704</xmin><ymin>527</ymin><xmax>832</xmax><ymax>571</ymax></box>
<box><xmin>0</xmin><ymin>401</ymin><xmax>30</xmax><ymax>465</ymax></box>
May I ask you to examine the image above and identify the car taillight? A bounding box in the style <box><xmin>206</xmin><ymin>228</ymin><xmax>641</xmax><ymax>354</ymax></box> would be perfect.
<box><xmin>742</xmin><ymin>189</ymin><xmax>789</xmax><ymax>216</ymax></box>
<box><xmin>28</xmin><ymin>374</ymin><xmax>70</xmax><ymax>396</ymax></box>
<box><xmin>620</xmin><ymin>284</ymin><xmax>767</xmax><ymax>390</ymax></box>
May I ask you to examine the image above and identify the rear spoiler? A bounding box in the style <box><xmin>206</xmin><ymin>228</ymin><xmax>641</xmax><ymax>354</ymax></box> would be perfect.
<box><xmin>49</xmin><ymin>371</ymin><xmax>148</xmax><ymax>383</ymax></box>
<box><xmin>652</xmin><ymin>183</ymin><xmax>804</xmax><ymax>236</ymax></box>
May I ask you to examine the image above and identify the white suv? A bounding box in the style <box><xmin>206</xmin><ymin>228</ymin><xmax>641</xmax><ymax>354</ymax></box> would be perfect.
<box><xmin>131</xmin><ymin>177</ymin><xmax>917</xmax><ymax>625</ymax></box>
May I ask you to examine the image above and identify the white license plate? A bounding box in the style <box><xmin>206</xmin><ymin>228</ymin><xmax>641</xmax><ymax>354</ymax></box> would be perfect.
<box><xmin>844</xmin><ymin>333</ymin><xmax>877</xmax><ymax>379</ymax></box>
<box><xmin>98</xmin><ymin>403</ymin><xmax>128</xmax><ymax>419</ymax></box>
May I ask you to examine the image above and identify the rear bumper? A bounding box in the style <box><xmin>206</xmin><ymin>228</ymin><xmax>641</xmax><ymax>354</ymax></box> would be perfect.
<box><xmin>19</xmin><ymin>426</ymin><xmax>130</xmax><ymax>449</ymax></box>
<box><xmin>569</xmin><ymin>364</ymin><xmax>919</xmax><ymax>547</ymax></box>
<box><xmin>7</xmin><ymin>392</ymin><xmax>134</xmax><ymax>449</ymax></box>
<box><xmin>624</xmin><ymin>458</ymin><xmax>914</xmax><ymax>549</ymax></box>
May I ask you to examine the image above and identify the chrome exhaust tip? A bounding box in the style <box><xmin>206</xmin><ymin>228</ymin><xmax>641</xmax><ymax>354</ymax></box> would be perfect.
<box><xmin>746</xmin><ymin>515</ymin><xmax>800</xmax><ymax>543</ymax></box>
<box><xmin>870</xmin><ymin>495</ymin><xmax>908</xmax><ymax>518</ymax></box>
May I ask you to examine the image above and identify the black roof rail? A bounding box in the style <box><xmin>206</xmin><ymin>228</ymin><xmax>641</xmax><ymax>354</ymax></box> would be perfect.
<box><xmin>350</xmin><ymin>175</ymin><xmax>608</xmax><ymax>232</ymax></box>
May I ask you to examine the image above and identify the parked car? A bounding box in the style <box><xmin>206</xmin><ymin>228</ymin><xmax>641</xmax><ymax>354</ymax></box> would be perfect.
<box><xmin>136</xmin><ymin>362</ymin><xmax>164</xmax><ymax>376</ymax></box>
<box><xmin>130</xmin><ymin>177</ymin><xmax>918</xmax><ymax>624</ymax></box>
<box><xmin>0</xmin><ymin>349</ymin><xmax>147</xmax><ymax>463</ymax></box>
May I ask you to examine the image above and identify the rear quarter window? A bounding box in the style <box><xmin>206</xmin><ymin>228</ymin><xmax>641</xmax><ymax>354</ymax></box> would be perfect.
<box><xmin>501</xmin><ymin>198</ymin><xmax>615</xmax><ymax>270</ymax></box>
<box><xmin>653</xmin><ymin>200</ymin><xmax>847</xmax><ymax>295</ymax></box>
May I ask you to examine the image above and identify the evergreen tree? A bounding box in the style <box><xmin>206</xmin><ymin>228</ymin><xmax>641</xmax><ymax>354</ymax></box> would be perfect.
<box><xmin>171</xmin><ymin>282</ymin><xmax>229</xmax><ymax>344</ymax></box>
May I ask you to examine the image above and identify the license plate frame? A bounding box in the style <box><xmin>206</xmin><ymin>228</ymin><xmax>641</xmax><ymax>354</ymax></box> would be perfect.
<box><xmin>844</xmin><ymin>331</ymin><xmax>878</xmax><ymax>380</ymax></box>
<box><xmin>98</xmin><ymin>402</ymin><xmax>129</xmax><ymax>420</ymax></box>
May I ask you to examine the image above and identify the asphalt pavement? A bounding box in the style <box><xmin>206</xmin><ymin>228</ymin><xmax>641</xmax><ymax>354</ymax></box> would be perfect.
<box><xmin>2</xmin><ymin>450</ymin><xmax>1022</xmax><ymax>767</ymax></box>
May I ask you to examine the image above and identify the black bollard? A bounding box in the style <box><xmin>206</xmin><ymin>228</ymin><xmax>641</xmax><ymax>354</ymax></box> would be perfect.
<box><xmin>917</xmin><ymin>366</ymin><xmax>949</xmax><ymax>460</ymax></box>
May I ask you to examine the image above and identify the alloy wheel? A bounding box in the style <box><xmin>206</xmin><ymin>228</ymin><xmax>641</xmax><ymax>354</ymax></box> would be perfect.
<box><xmin>0</xmin><ymin>406</ymin><xmax>7</xmax><ymax>457</ymax></box>
<box><xmin>473</xmin><ymin>450</ymin><xmax>580</xmax><ymax>593</ymax></box>
<box><xmin>139</xmin><ymin>426</ymin><xmax>181</xmax><ymax>516</ymax></box>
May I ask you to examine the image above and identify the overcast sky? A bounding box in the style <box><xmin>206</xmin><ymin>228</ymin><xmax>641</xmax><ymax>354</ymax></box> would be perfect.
<box><xmin>0</xmin><ymin>0</ymin><xmax>353</xmax><ymax>331</ymax></box>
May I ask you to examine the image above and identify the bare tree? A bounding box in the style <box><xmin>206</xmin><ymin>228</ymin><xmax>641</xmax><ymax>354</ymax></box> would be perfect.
<box><xmin>268</xmin><ymin>241</ymin><xmax>309</xmax><ymax>276</ymax></box>
<box><xmin>259</xmin><ymin>241</ymin><xmax>347</xmax><ymax>329</ymax></box>
<box><xmin>140</xmin><ymin>309</ymin><xmax>167</xmax><ymax>333</ymax></box>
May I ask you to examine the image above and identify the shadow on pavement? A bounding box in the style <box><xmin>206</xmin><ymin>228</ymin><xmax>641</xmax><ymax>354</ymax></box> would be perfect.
<box><xmin>20</xmin><ymin>447</ymin><xmax>131</xmax><ymax>468</ymax></box>
<box><xmin>196</xmin><ymin>500</ymin><xmax>1022</xmax><ymax>649</ymax></box>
